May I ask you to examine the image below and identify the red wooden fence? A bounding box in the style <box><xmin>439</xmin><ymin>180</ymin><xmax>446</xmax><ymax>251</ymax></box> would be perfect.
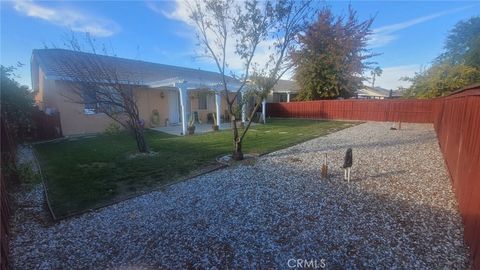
<box><xmin>31</xmin><ymin>110</ymin><xmax>62</xmax><ymax>141</ymax></box>
<box><xmin>268</xmin><ymin>85</ymin><xmax>480</xmax><ymax>269</ymax></box>
<box><xmin>0</xmin><ymin>118</ymin><xmax>18</xmax><ymax>270</ymax></box>
<box><xmin>432</xmin><ymin>86</ymin><xmax>480</xmax><ymax>270</ymax></box>
<box><xmin>0</xmin><ymin>173</ymin><xmax>10</xmax><ymax>270</ymax></box>
<box><xmin>0</xmin><ymin>109</ymin><xmax>60</xmax><ymax>269</ymax></box>
<box><xmin>267</xmin><ymin>99</ymin><xmax>434</xmax><ymax>123</ymax></box>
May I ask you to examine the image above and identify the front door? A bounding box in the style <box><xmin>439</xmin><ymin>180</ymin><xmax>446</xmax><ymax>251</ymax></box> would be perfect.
<box><xmin>168</xmin><ymin>90</ymin><xmax>180</xmax><ymax>124</ymax></box>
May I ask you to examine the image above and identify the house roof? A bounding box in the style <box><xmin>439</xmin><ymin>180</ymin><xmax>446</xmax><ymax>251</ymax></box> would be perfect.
<box><xmin>358</xmin><ymin>86</ymin><xmax>392</xmax><ymax>97</ymax></box>
<box><xmin>31</xmin><ymin>49</ymin><xmax>240</xmax><ymax>89</ymax></box>
<box><xmin>272</xmin><ymin>79</ymin><xmax>300</xmax><ymax>93</ymax></box>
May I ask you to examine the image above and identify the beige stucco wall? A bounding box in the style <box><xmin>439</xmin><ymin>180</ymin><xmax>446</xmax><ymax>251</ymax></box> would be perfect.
<box><xmin>48</xmin><ymin>83</ymin><xmax>175</xmax><ymax>135</ymax></box>
<box><xmin>37</xmin><ymin>75</ymin><xmax>237</xmax><ymax>135</ymax></box>
<box><xmin>46</xmin><ymin>81</ymin><xmax>116</xmax><ymax>136</ymax></box>
<box><xmin>188</xmin><ymin>91</ymin><xmax>235</xmax><ymax>123</ymax></box>
<box><xmin>188</xmin><ymin>91</ymin><xmax>214</xmax><ymax>123</ymax></box>
<box><xmin>34</xmin><ymin>67</ymin><xmax>46</xmax><ymax>110</ymax></box>
<box><xmin>135</xmin><ymin>88</ymin><xmax>171</xmax><ymax>127</ymax></box>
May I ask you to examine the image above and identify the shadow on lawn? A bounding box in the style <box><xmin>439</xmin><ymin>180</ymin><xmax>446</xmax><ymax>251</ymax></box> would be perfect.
<box><xmin>36</xmin><ymin>136</ymin><xmax>230</xmax><ymax>220</ymax></box>
<box><xmin>35</xmin><ymin>120</ymin><xmax>356</xmax><ymax>220</ymax></box>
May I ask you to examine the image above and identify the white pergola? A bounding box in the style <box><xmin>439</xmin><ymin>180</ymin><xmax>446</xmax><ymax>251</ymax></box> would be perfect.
<box><xmin>148</xmin><ymin>77</ymin><xmax>266</xmax><ymax>135</ymax></box>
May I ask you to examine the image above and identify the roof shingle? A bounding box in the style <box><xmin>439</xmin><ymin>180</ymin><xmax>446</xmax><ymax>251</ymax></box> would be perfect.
<box><xmin>32</xmin><ymin>49</ymin><xmax>239</xmax><ymax>87</ymax></box>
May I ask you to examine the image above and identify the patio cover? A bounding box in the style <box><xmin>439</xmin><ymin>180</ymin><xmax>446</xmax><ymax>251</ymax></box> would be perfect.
<box><xmin>31</xmin><ymin>49</ymin><xmax>262</xmax><ymax>135</ymax></box>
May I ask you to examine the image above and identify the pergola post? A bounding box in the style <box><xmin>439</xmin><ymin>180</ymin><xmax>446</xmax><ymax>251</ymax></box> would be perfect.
<box><xmin>261</xmin><ymin>98</ymin><xmax>266</xmax><ymax>124</ymax></box>
<box><xmin>177</xmin><ymin>83</ymin><xmax>188</xmax><ymax>135</ymax></box>
<box><xmin>215</xmin><ymin>92</ymin><xmax>221</xmax><ymax>126</ymax></box>
<box><xmin>241</xmin><ymin>103</ymin><xmax>246</xmax><ymax>123</ymax></box>
<box><xmin>240</xmin><ymin>91</ymin><xmax>246</xmax><ymax>123</ymax></box>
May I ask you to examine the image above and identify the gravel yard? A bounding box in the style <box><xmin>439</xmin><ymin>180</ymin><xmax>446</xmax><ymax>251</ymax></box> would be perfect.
<box><xmin>10</xmin><ymin>122</ymin><xmax>469</xmax><ymax>269</ymax></box>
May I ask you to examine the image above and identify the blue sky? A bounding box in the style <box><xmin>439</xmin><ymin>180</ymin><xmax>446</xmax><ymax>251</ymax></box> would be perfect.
<box><xmin>1</xmin><ymin>0</ymin><xmax>479</xmax><ymax>90</ymax></box>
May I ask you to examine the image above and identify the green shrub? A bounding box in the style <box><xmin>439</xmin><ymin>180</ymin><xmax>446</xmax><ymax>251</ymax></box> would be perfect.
<box><xmin>104</xmin><ymin>122</ymin><xmax>121</xmax><ymax>135</ymax></box>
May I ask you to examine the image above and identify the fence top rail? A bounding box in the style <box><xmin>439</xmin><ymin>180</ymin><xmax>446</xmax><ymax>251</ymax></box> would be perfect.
<box><xmin>435</xmin><ymin>85</ymin><xmax>480</xmax><ymax>100</ymax></box>
<box><xmin>269</xmin><ymin>98</ymin><xmax>433</xmax><ymax>104</ymax></box>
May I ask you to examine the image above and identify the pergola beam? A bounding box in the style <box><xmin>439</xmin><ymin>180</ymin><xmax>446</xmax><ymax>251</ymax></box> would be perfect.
<box><xmin>149</xmin><ymin>77</ymin><xmax>247</xmax><ymax>135</ymax></box>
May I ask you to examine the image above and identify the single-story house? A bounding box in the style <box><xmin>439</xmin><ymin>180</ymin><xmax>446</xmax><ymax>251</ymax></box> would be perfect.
<box><xmin>357</xmin><ymin>86</ymin><xmax>401</xmax><ymax>99</ymax></box>
<box><xmin>266</xmin><ymin>79</ymin><xmax>300</xmax><ymax>103</ymax></box>
<box><xmin>32</xmin><ymin>49</ymin><xmax>259</xmax><ymax>136</ymax></box>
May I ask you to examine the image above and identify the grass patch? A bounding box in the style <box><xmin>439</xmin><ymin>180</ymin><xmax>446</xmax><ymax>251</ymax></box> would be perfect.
<box><xmin>35</xmin><ymin>118</ymin><xmax>357</xmax><ymax>218</ymax></box>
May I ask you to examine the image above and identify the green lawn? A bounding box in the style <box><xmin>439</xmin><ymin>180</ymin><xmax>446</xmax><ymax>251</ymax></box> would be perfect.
<box><xmin>35</xmin><ymin>118</ymin><xmax>356</xmax><ymax>218</ymax></box>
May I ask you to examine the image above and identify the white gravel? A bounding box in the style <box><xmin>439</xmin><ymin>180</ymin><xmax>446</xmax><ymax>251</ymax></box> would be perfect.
<box><xmin>9</xmin><ymin>122</ymin><xmax>469</xmax><ymax>269</ymax></box>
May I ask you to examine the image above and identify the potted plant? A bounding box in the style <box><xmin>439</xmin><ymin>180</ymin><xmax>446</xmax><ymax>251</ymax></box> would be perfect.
<box><xmin>150</xmin><ymin>109</ymin><xmax>160</xmax><ymax>127</ymax></box>
<box><xmin>187</xmin><ymin>114</ymin><xmax>195</xmax><ymax>135</ymax></box>
<box><xmin>212</xmin><ymin>112</ymin><xmax>219</xmax><ymax>131</ymax></box>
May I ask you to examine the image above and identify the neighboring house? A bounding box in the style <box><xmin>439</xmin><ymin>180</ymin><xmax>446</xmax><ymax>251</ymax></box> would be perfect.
<box><xmin>266</xmin><ymin>79</ymin><xmax>300</xmax><ymax>103</ymax></box>
<box><xmin>32</xmin><ymin>49</ymin><xmax>245</xmax><ymax>136</ymax></box>
<box><xmin>357</xmin><ymin>86</ymin><xmax>402</xmax><ymax>99</ymax></box>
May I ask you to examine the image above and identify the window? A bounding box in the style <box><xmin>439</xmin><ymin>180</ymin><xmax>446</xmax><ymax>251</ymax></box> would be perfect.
<box><xmin>83</xmin><ymin>90</ymin><xmax>97</xmax><ymax>115</ymax></box>
<box><xmin>98</xmin><ymin>87</ymin><xmax>124</xmax><ymax>114</ymax></box>
<box><xmin>198</xmin><ymin>92</ymin><xmax>207</xmax><ymax>110</ymax></box>
<box><xmin>83</xmin><ymin>87</ymin><xmax>124</xmax><ymax>115</ymax></box>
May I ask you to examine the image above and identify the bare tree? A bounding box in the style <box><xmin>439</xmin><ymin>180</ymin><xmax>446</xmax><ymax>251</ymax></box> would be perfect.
<box><xmin>188</xmin><ymin>0</ymin><xmax>313</xmax><ymax>160</ymax></box>
<box><xmin>58</xmin><ymin>34</ymin><xmax>148</xmax><ymax>152</ymax></box>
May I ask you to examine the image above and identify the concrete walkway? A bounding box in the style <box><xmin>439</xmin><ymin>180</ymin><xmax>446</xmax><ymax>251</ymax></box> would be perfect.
<box><xmin>151</xmin><ymin>122</ymin><xmax>258</xmax><ymax>135</ymax></box>
<box><xmin>151</xmin><ymin>122</ymin><xmax>232</xmax><ymax>135</ymax></box>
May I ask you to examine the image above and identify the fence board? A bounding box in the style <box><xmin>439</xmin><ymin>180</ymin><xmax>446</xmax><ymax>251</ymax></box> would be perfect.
<box><xmin>31</xmin><ymin>110</ymin><xmax>62</xmax><ymax>140</ymax></box>
<box><xmin>434</xmin><ymin>90</ymin><xmax>480</xmax><ymax>270</ymax></box>
<box><xmin>267</xmin><ymin>99</ymin><xmax>433</xmax><ymax>123</ymax></box>
<box><xmin>267</xmin><ymin>86</ymin><xmax>480</xmax><ymax>269</ymax></box>
<box><xmin>0</xmin><ymin>117</ymin><xmax>18</xmax><ymax>270</ymax></box>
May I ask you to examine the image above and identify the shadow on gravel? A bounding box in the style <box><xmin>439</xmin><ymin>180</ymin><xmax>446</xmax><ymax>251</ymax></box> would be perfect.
<box><xmin>9</xmin><ymin>162</ymin><xmax>470</xmax><ymax>269</ymax></box>
<box><xmin>184</xmin><ymin>167</ymin><xmax>469</xmax><ymax>269</ymax></box>
<box><xmin>370</xmin><ymin>170</ymin><xmax>407</xmax><ymax>179</ymax></box>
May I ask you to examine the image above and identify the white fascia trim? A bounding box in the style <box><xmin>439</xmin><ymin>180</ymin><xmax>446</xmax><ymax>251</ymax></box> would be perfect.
<box><xmin>149</xmin><ymin>77</ymin><xmax>243</xmax><ymax>93</ymax></box>
<box><xmin>272</xmin><ymin>90</ymin><xmax>297</xmax><ymax>93</ymax></box>
<box><xmin>148</xmin><ymin>77</ymin><xmax>184</xmax><ymax>88</ymax></box>
<box><xmin>44</xmin><ymin>75</ymin><xmax>147</xmax><ymax>86</ymax></box>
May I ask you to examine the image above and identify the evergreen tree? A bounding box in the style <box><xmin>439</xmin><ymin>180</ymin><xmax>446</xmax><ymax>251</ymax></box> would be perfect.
<box><xmin>292</xmin><ymin>7</ymin><xmax>376</xmax><ymax>100</ymax></box>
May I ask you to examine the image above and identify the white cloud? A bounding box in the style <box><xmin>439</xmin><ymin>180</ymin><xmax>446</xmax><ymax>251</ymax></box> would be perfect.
<box><xmin>374</xmin><ymin>64</ymin><xmax>422</xmax><ymax>90</ymax></box>
<box><xmin>369</xmin><ymin>5</ymin><xmax>473</xmax><ymax>48</ymax></box>
<box><xmin>148</xmin><ymin>0</ymin><xmax>280</xmax><ymax>76</ymax></box>
<box><xmin>13</xmin><ymin>0</ymin><xmax>120</xmax><ymax>37</ymax></box>
<box><xmin>146</xmin><ymin>0</ymin><xmax>191</xmax><ymax>23</ymax></box>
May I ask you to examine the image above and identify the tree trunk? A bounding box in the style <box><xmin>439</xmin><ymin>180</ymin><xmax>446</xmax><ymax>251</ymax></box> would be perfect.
<box><xmin>230</xmin><ymin>108</ymin><xmax>244</xmax><ymax>161</ymax></box>
<box><xmin>133</xmin><ymin>126</ymin><xmax>148</xmax><ymax>153</ymax></box>
<box><xmin>232</xmin><ymin>140</ymin><xmax>243</xmax><ymax>161</ymax></box>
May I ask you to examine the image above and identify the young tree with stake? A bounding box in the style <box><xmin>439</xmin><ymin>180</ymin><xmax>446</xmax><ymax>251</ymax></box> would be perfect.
<box><xmin>188</xmin><ymin>0</ymin><xmax>313</xmax><ymax>160</ymax></box>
